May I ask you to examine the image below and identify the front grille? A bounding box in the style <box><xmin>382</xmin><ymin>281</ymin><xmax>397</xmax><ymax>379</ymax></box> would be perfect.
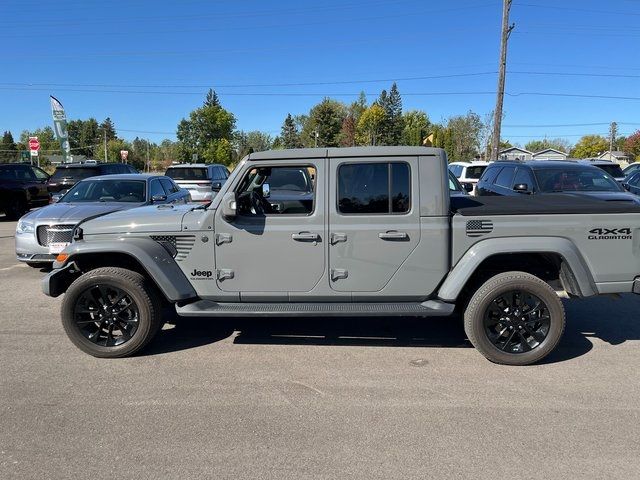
<box><xmin>36</xmin><ymin>224</ymin><xmax>75</xmax><ymax>246</ymax></box>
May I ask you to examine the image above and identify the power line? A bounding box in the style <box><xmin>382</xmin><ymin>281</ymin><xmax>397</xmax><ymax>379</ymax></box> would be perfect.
<box><xmin>514</xmin><ymin>2</ymin><xmax>640</xmax><ymax>16</ymax></box>
<box><xmin>503</xmin><ymin>122</ymin><xmax>640</xmax><ymax>128</ymax></box>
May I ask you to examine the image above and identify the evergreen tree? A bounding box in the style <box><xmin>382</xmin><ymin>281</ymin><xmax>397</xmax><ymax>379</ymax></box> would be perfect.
<box><xmin>204</xmin><ymin>89</ymin><xmax>221</xmax><ymax>108</ymax></box>
<box><xmin>0</xmin><ymin>131</ymin><xmax>18</xmax><ymax>162</ymax></box>
<box><xmin>377</xmin><ymin>83</ymin><xmax>403</xmax><ymax>145</ymax></box>
<box><xmin>99</xmin><ymin>117</ymin><xmax>117</xmax><ymax>141</ymax></box>
<box><xmin>281</xmin><ymin>113</ymin><xmax>301</xmax><ymax>149</ymax></box>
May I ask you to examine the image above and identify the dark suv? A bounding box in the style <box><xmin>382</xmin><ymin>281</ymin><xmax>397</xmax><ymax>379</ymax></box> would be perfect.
<box><xmin>47</xmin><ymin>162</ymin><xmax>138</xmax><ymax>193</ymax></box>
<box><xmin>476</xmin><ymin>160</ymin><xmax>640</xmax><ymax>204</ymax></box>
<box><xmin>0</xmin><ymin>163</ymin><xmax>51</xmax><ymax>219</ymax></box>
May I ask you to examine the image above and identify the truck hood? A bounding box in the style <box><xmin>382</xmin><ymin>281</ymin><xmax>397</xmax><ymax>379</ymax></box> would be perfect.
<box><xmin>22</xmin><ymin>202</ymin><xmax>135</xmax><ymax>224</ymax></box>
<box><xmin>81</xmin><ymin>204</ymin><xmax>194</xmax><ymax>235</ymax></box>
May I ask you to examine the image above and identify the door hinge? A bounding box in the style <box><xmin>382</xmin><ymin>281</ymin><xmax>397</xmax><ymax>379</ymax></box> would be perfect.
<box><xmin>216</xmin><ymin>269</ymin><xmax>234</xmax><ymax>281</ymax></box>
<box><xmin>215</xmin><ymin>233</ymin><xmax>233</xmax><ymax>245</ymax></box>
<box><xmin>330</xmin><ymin>232</ymin><xmax>347</xmax><ymax>245</ymax></box>
<box><xmin>330</xmin><ymin>268</ymin><xmax>348</xmax><ymax>281</ymax></box>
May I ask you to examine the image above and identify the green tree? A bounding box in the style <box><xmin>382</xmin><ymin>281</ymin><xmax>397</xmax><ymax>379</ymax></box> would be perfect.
<box><xmin>445</xmin><ymin>111</ymin><xmax>484</xmax><ymax>161</ymax></box>
<box><xmin>204</xmin><ymin>88</ymin><xmax>221</xmax><ymax>108</ymax></box>
<box><xmin>376</xmin><ymin>82</ymin><xmax>403</xmax><ymax>145</ymax></box>
<box><xmin>176</xmin><ymin>91</ymin><xmax>236</xmax><ymax>165</ymax></box>
<box><xmin>234</xmin><ymin>130</ymin><xmax>272</xmax><ymax>159</ymax></box>
<box><xmin>280</xmin><ymin>113</ymin><xmax>302</xmax><ymax>149</ymax></box>
<box><xmin>68</xmin><ymin>118</ymin><xmax>101</xmax><ymax>157</ymax></box>
<box><xmin>301</xmin><ymin>98</ymin><xmax>346</xmax><ymax>147</ymax></box>
<box><xmin>571</xmin><ymin>135</ymin><xmax>608</xmax><ymax>158</ymax></box>
<box><xmin>401</xmin><ymin>110</ymin><xmax>430</xmax><ymax>146</ymax></box>
<box><xmin>99</xmin><ymin>117</ymin><xmax>117</xmax><ymax>141</ymax></box>
<box><xmin>356</xmin><ymin>104</ymin><xmax>386</xmax><ymax>146</ymax></box>
<box><xmin>0</xmin><ymin>131</ymin><xmax>18</xmax><ymax>162</ymax></box>
<box><xmin>339</xmin><ymin>93</ymin><xmax>368</xmax><ymax>147</ymax></box>
<box><xmin>524</xmin><ymin>138</ymin><xmax>571</xmax><ymax>153</ymax></box>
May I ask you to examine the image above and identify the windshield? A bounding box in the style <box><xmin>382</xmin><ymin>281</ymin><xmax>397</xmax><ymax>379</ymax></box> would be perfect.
<box><xmin>268</xmin><ymin>168</ymin><xmax>311</xmax><ymax>191</ymax></box>
<box><xmin>594</xmin><ymin>164</ymin><xmax>624</xmax><ymax>178</ymax></box>
<box><xmin>51</xmin><ymin>167</ymin><xmax>99</xmax><ymax>182</ymax></box>
<box><xmin>60</xmin><ymin>180</ymin><xmax>147</xmax><ymax>203</ymax></box>
<box><xmin>165</xmin><ymin>167</ymin><xmax>209</xmax><ymax>181</ymax></box>
<box><xmin>465</xmin><ymin>165</ymin><xmax>487</xmax><ymax>179</ymax></box>
<box><xmin>534</xmin><ymin>168</ymin><xmax>623</xmax><ymax>193</ymax></box>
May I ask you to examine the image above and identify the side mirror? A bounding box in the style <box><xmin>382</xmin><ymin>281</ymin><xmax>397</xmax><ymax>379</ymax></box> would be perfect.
<box><xmin>622</xmin><ymin>183</ymin><xmax>630</xmax><ymax>191</ymax></box>
<box><xmin>152</xmin><ymin>194</ymin><xmax>167</xmax><ymax>203</ymax></box>
<box><xmin>261</xmin><ymin>183</ymin><xmax>270</xmax><ymax>198</ymax></box>
<box><xmin>463</xmin><ymin>183</ymin><xmax>474</xmax><ymax>192</ymax></box>
<box><xmin>212</xmin><ymin>181</ymin><xmax>223</xmax><ymax>192</ymax></box>
<box><xmin>513</xmin><ymin>183</ymin><xmax>531</xmax><ymax>194</ymax></box>
<box><xmin>221</xmin><ymin>191</ymin><xmax>237</xmax><ymax>219</ymax></box>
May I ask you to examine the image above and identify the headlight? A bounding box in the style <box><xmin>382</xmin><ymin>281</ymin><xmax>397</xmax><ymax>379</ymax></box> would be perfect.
<box><xmin>16</xmin><ymin>220</ymin><xmax>34</xmax><ymax>234</ymax></box>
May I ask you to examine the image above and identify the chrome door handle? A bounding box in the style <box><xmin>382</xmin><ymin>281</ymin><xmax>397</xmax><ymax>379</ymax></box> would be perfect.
<box><xmin>292</xmin><ymin>232</ymin><xmax>319</xmax><ymax>242</ymax></box>
<box><xmin>330</xmin><ymin>232</ymin><xmax>347</xmax><ymax>245</ymax></box>
<box><xmin>378</xmin><ymin>231</ymin><xmax>408</xmax><ymax>240</ymax></box>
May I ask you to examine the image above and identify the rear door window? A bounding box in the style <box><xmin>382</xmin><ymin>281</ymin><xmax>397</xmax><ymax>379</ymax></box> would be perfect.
<box><xmin>338</xmin><ymin>162</ymin><xmax>410</xmax><ymax>214</ymax></box>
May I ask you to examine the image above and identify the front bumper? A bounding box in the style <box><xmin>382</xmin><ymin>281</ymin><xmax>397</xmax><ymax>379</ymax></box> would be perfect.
<box><xmin>15</xmin><ymin>231</ymin><xmax>57</xmax><ymax>263</ymax></box>
<box><xmin>42</xmin><ymin>262</ymin><xmax>78</xmax><ymax>297</ymax></box>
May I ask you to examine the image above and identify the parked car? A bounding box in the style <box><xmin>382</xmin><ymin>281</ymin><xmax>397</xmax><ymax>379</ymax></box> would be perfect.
<box><xmin>47</xmin><ymin>162</ymin><xmax>139</xmax><ymax>194</ymax></box>
<box><xmin>577</xmin><ymin>158</ymin><xmax>625</xmax><ymax>183</ymax></box>
<box><xmin>476</xmin><ymin>160</ymin><xmax>640</xmax><ymax>204</ymax></box>
<box><xmin>622</xmin><ymin>170</ymin><xmax>640</xmax><ymax>195</ymax></box>
<box><xmin>0</xmin><ymin>163</ymin><xmax>51</xmax><ymax>219</ymax></box>
<box><xmin>622</xmin><ymin>162</ymin><xmax>640</xmax><ymax>179</ymax></box>
<box><xmin>449</xmin><ymin>170</ymin><xmax>470</xmax><ymax>197</ymax></box>
<box><xmin>16</xmin><ymin>174</ymin><xmax>189</xmax><ymax>267</ymax></box>
<box><xmin>44</xmin><ymin>146</ymin><xmax>640</xmax><ymax>366</ymax></box>
<box><xmin>164</xmin><ymin>163</ymin><xmax>229</xmax><ymax>203</ymax></box>
<box><xmin>448</xmin><ymin>161</ymin><xmax>490</xmax><ymax>194</ymax></box>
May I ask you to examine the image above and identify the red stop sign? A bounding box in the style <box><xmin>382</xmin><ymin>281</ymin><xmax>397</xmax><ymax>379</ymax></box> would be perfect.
<box><xmin>28</xmin><ymin>138</ymin><xmax>40</xmax><ymax>151</ymax></box>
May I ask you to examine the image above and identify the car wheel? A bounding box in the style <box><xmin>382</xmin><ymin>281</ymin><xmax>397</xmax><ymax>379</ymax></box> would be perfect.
<box><xmin>464</xmin><ymin>271</ymin><xmax>565</xmax><ymax>366</ymax></box>
<box><xmin>61</xmin><ymin>267</ymin><xmax>164</xmax><ymax>358</ymax></box>
<box><xmin>5</xmin><ymin>196</ymin><xmax>28</xmax><ymax>220</ymax></box>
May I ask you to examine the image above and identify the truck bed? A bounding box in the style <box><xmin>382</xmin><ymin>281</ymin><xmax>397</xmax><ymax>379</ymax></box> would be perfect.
<box><xmin>451</xmin><ymin>194</ymin><xmax>640</xmax><ymax>216</ymax></box>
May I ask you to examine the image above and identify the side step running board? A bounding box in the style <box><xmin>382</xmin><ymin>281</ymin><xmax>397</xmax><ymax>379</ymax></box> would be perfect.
<box><xmin>176</xmin><ymin>300</ymin><xmax>455</xmax><ymax>318</ymax></box>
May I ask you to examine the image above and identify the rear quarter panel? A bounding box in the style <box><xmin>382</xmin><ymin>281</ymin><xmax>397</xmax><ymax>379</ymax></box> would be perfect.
<box><xmin>452</xmin><ymin>212</ymin><xmax>640</xmax><ymax>291</ymax></box>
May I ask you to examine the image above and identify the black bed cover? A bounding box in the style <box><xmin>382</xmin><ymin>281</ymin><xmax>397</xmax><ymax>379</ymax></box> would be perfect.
<box><xmin>452</xmin><ymin>194</ymin><xmax>640</xmax><ymax>216</ymax></box>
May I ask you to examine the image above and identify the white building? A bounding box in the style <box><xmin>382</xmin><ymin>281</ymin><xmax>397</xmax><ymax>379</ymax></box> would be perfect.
<box><xmin>531</xmin><ymin>148</ymin><xmax>569</xmax><ymax>161</ymax></box>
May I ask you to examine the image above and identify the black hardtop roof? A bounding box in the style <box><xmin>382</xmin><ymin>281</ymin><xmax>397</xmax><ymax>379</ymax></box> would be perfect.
<box><xmin>493</xmin><ymin>159</ymin><xmax>602</xmax><ymax>170</ymax></box>
<box><xmin>247</xmin><ymin>146</ymin><xmax>445</xmax><ymax>161</ymax></box>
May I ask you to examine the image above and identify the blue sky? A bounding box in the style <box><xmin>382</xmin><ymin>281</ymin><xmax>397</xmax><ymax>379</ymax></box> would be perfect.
<box><xmin>2</xmin><ymin>0</ymin><xmax>639</xmax><ymax>146</ymax></box>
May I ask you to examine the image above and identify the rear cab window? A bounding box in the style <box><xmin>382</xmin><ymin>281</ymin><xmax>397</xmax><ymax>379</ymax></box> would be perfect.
<box><xmin>465</xmin><ymin>165</ymin><xmax>487</xmax><ymax>180</ymax></box>
<box><xmin>166</xmin><ymin>167</ymin><xmax>209</xmax><ymax>181</ymax></box>
<box><xmin>338</xmin><ymin>162</ymin><xmax>410</xmax><ymax>214</ymax></box>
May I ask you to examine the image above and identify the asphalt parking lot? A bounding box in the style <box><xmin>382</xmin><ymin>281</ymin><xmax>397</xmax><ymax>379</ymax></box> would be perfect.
<box><xmin>1</xmin><ymin>216</ymin><xmax>639</xmax><ymax>480</ymax></box>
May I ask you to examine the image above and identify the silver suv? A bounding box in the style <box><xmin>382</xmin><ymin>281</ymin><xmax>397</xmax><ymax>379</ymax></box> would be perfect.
<box><xmin>164</xmin><ymin>163</ymin><xmax>229</xmax><ymax>203</ymax></box>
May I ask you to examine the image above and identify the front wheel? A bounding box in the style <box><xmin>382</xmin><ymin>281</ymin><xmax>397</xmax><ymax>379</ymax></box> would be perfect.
<box><xmin>464</xmin><ymin>271</ymin><xmax>565</xmax><ymax>366</ymax></box>
<box><xmin>61</xmin><ymin>267</ymin><xmax>164</xmax><ymax>358</ymax></box>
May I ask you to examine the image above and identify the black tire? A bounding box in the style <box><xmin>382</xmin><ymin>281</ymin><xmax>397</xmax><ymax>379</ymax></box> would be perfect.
<box><xmin>5</xmin><ymin>196</ymin><xmax>28</xmax><ymax>220</ymax></box>
<box><xmin>61</xmin><ymin>267</ymin><xmax>164</xmax><ymax>358</ymax></box>
<box><xmin>464</xmin><ymin>271</ymin><xmax>565</xmax><ymax>366</ymax></box>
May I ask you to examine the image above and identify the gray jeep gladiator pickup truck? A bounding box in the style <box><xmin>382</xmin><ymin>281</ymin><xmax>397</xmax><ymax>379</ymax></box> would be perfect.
<box><xmin>43</xmin><ymin>147</ymin><xmax>640</xmax><ymax>365</ymax></box>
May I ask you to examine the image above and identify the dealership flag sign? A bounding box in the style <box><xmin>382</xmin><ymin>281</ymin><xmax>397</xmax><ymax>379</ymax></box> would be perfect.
<box><xmin>50</xmin><ymin>96</ymin><xmax>72</xmax><ymax>163</ymax></box>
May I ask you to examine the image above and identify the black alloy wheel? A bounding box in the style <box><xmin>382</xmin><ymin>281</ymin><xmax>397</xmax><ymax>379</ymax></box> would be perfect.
<box><xmin>74</xmin><ymin>284</ymin><xmax>140</xmax><ymax>347</ymax></box>
<box><xmin>483</xmin><ymin>290</ymin><xmax>550</xmax><ymax>354</ymax></box>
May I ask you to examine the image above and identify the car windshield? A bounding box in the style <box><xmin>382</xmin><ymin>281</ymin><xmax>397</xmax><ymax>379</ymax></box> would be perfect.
<box><xmin>165</xmin><ymin>167</ymin><xmax>208</xmax><ymax>181</ymax></box>
<box><xmin>594</xmin><ymin>164</ymin><xmax>624</xmax><ymax>178</ymax></box>
<box><xmin>51</xmin><ymin>167</ymin><xmax>99</xmax><ymax>182</ymax></box>
<box><xmin>60</xmin><ymin>180</ymin><xmax>147</xmax><ymax>203</ymax></box>
<box><xmin>466</xmin><ymin>165</ymin><xmax>487</xmax><ymax>179</ymax></box>
<box><xmin>534</xmin><ymin>168</ymin><xmax>623</xmax><ymax>193</ymax></box>
<box><xmin>267</xmin><ymin>168</ymin><xmax>310</xmax><ymax>192</ymax></box>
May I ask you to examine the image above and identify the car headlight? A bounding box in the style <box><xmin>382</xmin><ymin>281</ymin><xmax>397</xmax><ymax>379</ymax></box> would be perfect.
<box><xmin>16</xmin><ymin>220</ymin><xmax>35</xmax><ymax>234</ymax></box>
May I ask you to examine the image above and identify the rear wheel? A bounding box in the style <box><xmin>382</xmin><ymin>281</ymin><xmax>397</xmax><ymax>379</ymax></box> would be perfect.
<box><xmin>61</xmin><ymin>267</ymin><xmax>164</xmax><ymax>358</ymax></box>
<box><xmin>464</xmin><ymin>271</ymin><xmax>565</xmax><ymax>366</ymax></box>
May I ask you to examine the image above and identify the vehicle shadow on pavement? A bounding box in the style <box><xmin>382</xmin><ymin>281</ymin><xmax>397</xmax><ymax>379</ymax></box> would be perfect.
<box><xmin>142</xmin><ymin>295</ymin><xmax>640</xmax><ymax>364</ymax></box>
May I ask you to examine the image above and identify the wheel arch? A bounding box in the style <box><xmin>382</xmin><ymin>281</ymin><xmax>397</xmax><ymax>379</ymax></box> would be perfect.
<box><xmin>437</xmin><ymin>237</ymin><xmax>597</xmax><ymax>302</ymax></box>
<box><xmin>46</xmin><ymin>237</ymin><xmax>197</xmax><ymax>302</ymax></box>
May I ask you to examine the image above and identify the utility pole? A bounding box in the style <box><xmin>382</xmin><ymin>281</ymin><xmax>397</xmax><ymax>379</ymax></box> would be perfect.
<box><xmin>490</xmin><ymin>0</ymin><xmax>515</xmax><ymax>161</ymax></box>
<box><xmin>609</xmin><ymin>121</ymin><xmax>618</xmax><ymax>155</ymax></box>
<box><xmin>103</xmin><ymin>129</ymin><xmax>108</xmax><ymax>162</ymax></box>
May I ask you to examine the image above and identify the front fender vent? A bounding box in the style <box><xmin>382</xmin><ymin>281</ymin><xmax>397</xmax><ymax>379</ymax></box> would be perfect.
<box><xmin>150</xmin><ymin>235</ymin><xmax>196</xmax><ymax>261</ymax></box>
<box><xmin>466</xmin><ymin>220</ymin><xmax>493</xmax><ymax>237</ymax></box>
